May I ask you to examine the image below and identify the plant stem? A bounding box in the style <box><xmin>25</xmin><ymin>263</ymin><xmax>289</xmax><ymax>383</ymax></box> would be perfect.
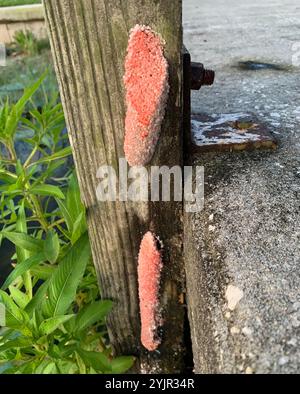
<box><xmin>7</xmin><ymin>142</ymin><xmax>17</xmax><ymax>162</ymax></box>
<box><xmin>48</xmin><ymin>218</ymin><xmax>65</xmax><ymax>229</ymax></box>
<box><xmin>24</xmin><ymin>145</ymin><xmax>38</xmax><ymax>168</ymax></box>
<box><xmin>23</xmin><ymin>271</ymin><xmax>33</xmax><ymax>299</ymax></box>
<box><xmin>27</xmin><ymin>194</ymin><xmax>48</xmax><ymax>231</ymax></box>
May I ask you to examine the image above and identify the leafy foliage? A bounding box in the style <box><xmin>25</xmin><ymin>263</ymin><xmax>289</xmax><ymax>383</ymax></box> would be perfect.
<box><xmin>0</xmin><ymin>50</ymin><xmax>56</xmax><ymax>105</ymax></box>
<box><xmin>0</xmin><ymin>77</ymin><xmax>134</xmax><ymax>374</ymax></box>
<box><xmin>12</xmin><ymin>30</ymin><xmax>50</xmax><ymax>57</ymax></box>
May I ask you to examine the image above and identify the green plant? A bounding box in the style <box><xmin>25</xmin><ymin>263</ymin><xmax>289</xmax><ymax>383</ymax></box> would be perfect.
<box><xmin>0</xmin><ymin>51</ymin><xmax>58</xmax><ymax>105</ymax></box>
<box><xmin>12</xmin><ymin>30</ymin><xmax>50</xmax><ymax>57</ymax></box>
<box><xmin>0</xmin><ymin>76</ymin><xmax>134</xmax><ymax>374</ymax></box>
<box><xmin>13</xmin><ymin>30</ymin><xmax>39</xmax><ymax>56</ymax></box>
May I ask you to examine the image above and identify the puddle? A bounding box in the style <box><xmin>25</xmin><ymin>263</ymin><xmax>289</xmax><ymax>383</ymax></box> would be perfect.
<box><xmin>236</xmin><ymin>60</ymin><xmax>290</xmax><ymax>72</ymax></box>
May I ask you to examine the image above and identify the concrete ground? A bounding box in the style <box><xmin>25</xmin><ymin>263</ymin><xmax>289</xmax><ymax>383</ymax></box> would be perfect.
<box><xmin>183</xmin><ymin>0</ymin><xmax>300</xmax><ymax>373</ymax></box>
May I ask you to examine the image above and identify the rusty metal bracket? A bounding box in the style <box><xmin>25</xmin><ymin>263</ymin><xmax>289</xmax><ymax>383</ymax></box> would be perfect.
<box><xmin>183</xmin><ymin>47</ymin><xmax>277</xmax><ymax>157</ymax></box>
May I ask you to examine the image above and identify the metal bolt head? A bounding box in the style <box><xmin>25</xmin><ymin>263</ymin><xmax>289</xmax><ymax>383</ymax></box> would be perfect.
<box><xmin>191</xmin><ymin>62</ymin><xmax>215</xmax><ymax>90</ymax></box>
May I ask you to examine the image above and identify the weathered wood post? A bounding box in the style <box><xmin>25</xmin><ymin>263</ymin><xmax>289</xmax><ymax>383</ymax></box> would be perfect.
<box><xmin>44</xmin><ymin>0</ymin><xmax>185</xmax><ymax>372</ymax></box>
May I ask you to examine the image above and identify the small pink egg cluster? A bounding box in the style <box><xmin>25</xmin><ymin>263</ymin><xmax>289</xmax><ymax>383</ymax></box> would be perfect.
<box><xmin>138</xmin><ymin>231</ymin><xmax>163</xmax><ymax>351</ymax></box>
<box><xmin>124</xmin><ymin>25</ymin><xmax>169</xmax><ymax>166</ymax></box>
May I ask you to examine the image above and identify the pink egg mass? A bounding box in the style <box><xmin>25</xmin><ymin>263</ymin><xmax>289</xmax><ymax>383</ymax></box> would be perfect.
<box><xmin>124</xmin><ymin>25</ymin><xmax>169</xmax><ymax>166</ymax></box>
<box><xmin>138</xmin><ymin>231</ymin><xmax>163</xmax><ymax>351</ymax></box>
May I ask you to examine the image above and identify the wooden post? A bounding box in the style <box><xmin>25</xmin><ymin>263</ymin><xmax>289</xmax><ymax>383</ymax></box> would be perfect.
<box><xmin>44</xmin><ymin>0</ymin><xmax>184</xmax><ymax>372</ymax></box>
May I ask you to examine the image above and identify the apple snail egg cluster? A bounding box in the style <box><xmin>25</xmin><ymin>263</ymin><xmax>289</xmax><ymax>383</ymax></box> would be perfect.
<box><xmin>124</xmin><ymin>25</ymin><xmax>169</xmax><ymax>351</ymax></box>
<box><xmin>124</xmin><ymin>24</ymin><xmax>169</xmax><ymax>167</ymax></box>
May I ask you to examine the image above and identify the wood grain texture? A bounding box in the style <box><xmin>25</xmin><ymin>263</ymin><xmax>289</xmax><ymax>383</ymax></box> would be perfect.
<box><xmin>44</xmin><ymin>0</ymin><xmax>184</xmax><ymax>372</ymax></box>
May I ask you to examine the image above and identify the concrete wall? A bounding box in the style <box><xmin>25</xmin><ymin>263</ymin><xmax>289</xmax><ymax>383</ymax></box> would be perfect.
<box><xmin>0</xmin><ymin>4</ymin><xmax>46</xmax><ymax>44</ymax></box>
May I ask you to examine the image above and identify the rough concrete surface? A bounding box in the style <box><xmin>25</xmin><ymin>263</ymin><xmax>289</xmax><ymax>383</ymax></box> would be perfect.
<box><xmin>183</xmin><ymin>0</ymin><xmax>300</xmax><ymax>373</ymax></box>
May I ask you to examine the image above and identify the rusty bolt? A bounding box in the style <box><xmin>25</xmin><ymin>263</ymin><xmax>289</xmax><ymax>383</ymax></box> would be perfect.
<box><xmin>191</xmin><ymin>62</ymin><xmax>215</xmax><ymax>90</ymax></box>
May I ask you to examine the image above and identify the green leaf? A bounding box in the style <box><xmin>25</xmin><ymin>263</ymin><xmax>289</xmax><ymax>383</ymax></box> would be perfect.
<box><xmin>1</xmin><ymin>73</ymin><xmax>46</xmax><ymax>140</ymax></box>
<box><xmin>15</xmin><ymin>160</ymin><xmax>24</xmax><ymax>178</ymax></box>
<box><xmin>42</xmin><ymin>233</ymin><xmax>91</xmax><ymax>318</ymax></box>
<box><xmin>111</xmin><ymin>356</ymin><xmax>135</xmax><ymax>374</ymax></box>
<box><xmin>29</xmin><ymin>109</ymin><xmax>43</xmax><ymax>124</ymax></box>
<box><xmin>32</xmin><ymin>146</ymin><xmax>72</xmax><ymax>165</ymax></box>
<box><xmin>55</xmin><ymin>360</ymin><xmax>77</xmax><ymax>374</ymax></box>
<box><xmin>0</xmin><ymin>337</ymin><xmax>33</xmax><ymax>354</ymax></box>
<box><xmin>36</xmin><ymin>361</ymin><xmax>58</xmax><ymax>374</ymax></box>
<box><xmin>76</xmin><ymin>349</ymin><xmax>111</xmax><ymax>373</ymax></box>
<box><xmin>40</xmin><ymin>134</ymin><xmax>53</xmax><ymax>150</ymax></box>
<box><xmin>74</xmin><ymin>300</ymin><xmax>113</xmax><ymax>333</ymax></box>
<box><xmin>1</xmin><ymin>232</ymin><xmax>43</xmax><ymax>253</ymax></box>
<box><xmin>71</xmin><ymin>212</ymin><xmax>86</xmax><ymax>244</ymax></box>
<box><xmin>46</xmin><ymin>102</ymin><xmax>63</xmax><ymax>118</ymax></box>
<box><xmin>0</xmin><ymin>186</ymin><xmax>23</xmax><ymax>199</ymax></box>
<box><xmin>16</xmin><ymin>204</ymin><xmax>32</xmax><ymax>297</ymax></box>
<box><xmin>30</xmin><ymin>185</ymin><xmax>65</xmax><ymax>200</ymax></box>
<box><xmin>25</xmin><ymin>281</ymin><xmax>49</xmax><ymax>316</ymax></box>
<box><xmin>56</xmin><ymin>199</ymin><xmax>73</xmax><ymax>232</ymax></box>
<box><xmin>0</xmin><ymin>328</ymin><xmax>14</xmax><ymax>343</ymax></box>
<box><xmin>44</xmin><ymin>362</ymin><xmax>58</xmax><ymax>374</ymax></box>
<box><xmin>40</xmin><ymin>159</ymin><xmax>65</xmax><ymax>181</ymax></box>
<box><xmin>21</xmin><ymin>117</ymin><xmax>40</xmax><ymax>133</ymax></box>
<box><xmin>67</xmin><ymin>174</ymin><xmax>85</xmax><ymax>223</ymax></box>
<box><xmin>2</xmin><ymin>254</ymin><xmax>44</xmax><ymax>291</ymax></box>
<box><xmin>55</xmin><ymin>174</ymin><xmax>86</xmax><ymax>243</ymax></box>
<box><xmin>0</xmin><ymin>169</ymin><xmax>17</xmax><ymax>184</ymax></box>
<box><xmin>44</xmin><ymin>231</ymin><xmax>60</xmax><ymax>264</ymax></box>
<box><xmin>15</xmin><ymin>71</ymin><xmax>47</xmax><ymax>114</ymax></box>
<box><xmin>16</xmin><ymin>204</ymin><xmax>30</xmax><ymax>262</ymax></box>
<box><xmin>0</xmin><ymin>290</ymin><xmax>28</xmax><ymax>329</ymax></box>
<box><xmin>4</xmin><ymin>106</ymin><xmax>18</xmax><ymax>138</ymax></box>
<box><xmin>9</xmin><ymin>287</ymin><xmax>30</xmax><ymax>309</ymax></box>
<box><xmin>30</xmin><ymin>264</ymin><xmax>56</xmax><ymax>281</ymax></box>
<box><xmin>39</xmin><ymin>315</ymin><xmax>74</xmax><ymax>336</ymax></box>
